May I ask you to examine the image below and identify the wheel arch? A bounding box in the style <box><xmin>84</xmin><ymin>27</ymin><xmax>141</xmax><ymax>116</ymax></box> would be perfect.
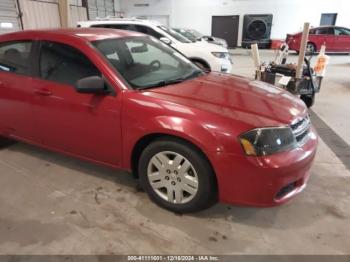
<box><xmin>307</xmin><ymin>41</ymin><xmax>317</xmax><ymax>52</ymax></box>
<box><xmin>130</xmin><ymin>133</ymin><xmax>217</xmax><ymax>186</ymax></box>
<box><xmin>189</xmin><ymin>57</ymin><xmax>211</xmax><ymax>70</ymax></box>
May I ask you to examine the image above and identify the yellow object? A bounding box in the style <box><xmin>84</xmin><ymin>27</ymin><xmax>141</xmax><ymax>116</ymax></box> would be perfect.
<box><xmin>241</xmin><ymin>138</ymin><xmax>257</xmax><ymax>156</ymax></box>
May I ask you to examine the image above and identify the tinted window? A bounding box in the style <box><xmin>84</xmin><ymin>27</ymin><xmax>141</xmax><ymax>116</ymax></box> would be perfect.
<box><xmin>315</xmin><ymin>27</ymin><xmax>334</xmax><ymax>35</ymax></box>
<box><xmin>92</xmin><ymin>24</ymin><xmax>137</xmax><ymax>31</ymax></box>
<box><xmin>0</xmin><ymin>41</ymin><xmax>32</xmax><ymax>75</ymax></box>
<box><xmin>334</xmin><ymin>28</ymin><xmax>350</xmax><ymax>36</ymax></box>
<box><xmin>39</xmin><ymin>41</ymin><xmax>100</xmax><ymax>86</ymax></box>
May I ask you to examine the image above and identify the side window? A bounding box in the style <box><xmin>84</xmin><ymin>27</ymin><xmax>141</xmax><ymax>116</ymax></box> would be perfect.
<box><xmin>100</xmin><ymin>24</ymin><xmax>137</xmax><ymax>31</ymax></box>
<box><xmin>135</xmin><ymin>25</ymin><xmax>163</xmax><ymax>39</ymax></box>
<box><xmin>0</xmin><ymin>41</ymin><xmax>32</xmax><ymax>75</ymax></box>
<box><xmin>334</xmin><ymin>28</ymin><xmax>350</xmax><ymax>36</ymax></box>
<box><xmin>39</xmin><ymin>41</ymin><xmax>100</xmax><ymax>86</ymax></box>
<box><xmin>316</xmin><ymin>27</ymin><xmax>334</xmax><ymax>35</ymax></box>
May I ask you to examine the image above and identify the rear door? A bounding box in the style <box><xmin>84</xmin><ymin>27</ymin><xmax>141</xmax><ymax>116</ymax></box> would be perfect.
<box><xmin>0</xmin><ymin>40</ymin><xmax>37</xmax><ymax>142</ymax></box>
<box><xmin>334</xmin><ymin>27</ymin><xmax>350</xmax><ymax>52</ymax></box>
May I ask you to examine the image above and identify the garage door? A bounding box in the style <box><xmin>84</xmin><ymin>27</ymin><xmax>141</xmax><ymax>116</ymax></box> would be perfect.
<box><xmin>19</xmin><ymin>0</ymin><xmax>61</xmax><ymax>30</ymax></box>
<box><xmin>0</xmin><ymin>0</ymin><xmax>22</xmax><ymax>34</ymax></box>
<box><xmin>88</xmin><ymin>0</ymin><xmax>115</xmax><ymax>19</ymax></box>
<box><xmin>70</xmin><ymin>5</ymin><xmax>88</xmax><ymax>27</ymax></box>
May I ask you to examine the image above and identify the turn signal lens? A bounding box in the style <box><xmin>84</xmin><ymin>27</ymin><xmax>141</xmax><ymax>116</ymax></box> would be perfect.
<box><xmin>240</xmin><ymin>138</ymin><xmax>257</xmax><ymax>156</ymax></box>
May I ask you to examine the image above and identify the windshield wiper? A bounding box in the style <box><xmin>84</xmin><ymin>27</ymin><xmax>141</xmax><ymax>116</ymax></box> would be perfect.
<box><xmin>136</xmin><ymin>70</ymin><xmax>203</xmax><ymax>90</ymax></box>
<box><xmin>137</xmin><ymin>78</ymin><xmax>186</xmax><ymax>90</ymax></box>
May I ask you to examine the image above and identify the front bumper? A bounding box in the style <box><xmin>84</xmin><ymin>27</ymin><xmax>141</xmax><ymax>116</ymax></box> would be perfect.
<box><xmin>210</xmin><ymin>127</ymin><xmax>318</xmax><ymax>207</ymax></box>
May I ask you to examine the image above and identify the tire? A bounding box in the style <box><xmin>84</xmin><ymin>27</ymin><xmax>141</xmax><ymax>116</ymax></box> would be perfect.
<box><xmin>300</xmin><ymin>94</ymin><xmax>315</xmax><ymax>108</ymax></box>
<box><xmin>138</xmin><ymin>137</ymin><xmax>217</xmax><ymax>213</ymax></box>
<box><xmin>306</xmin><ymin>42</ymin><xmax>316</xmax><ymax>55</ymax></box>
<box><xmin>0</xmin><ymin>136</ymin><xmax>16</xmax><ymax>148</ymax></box>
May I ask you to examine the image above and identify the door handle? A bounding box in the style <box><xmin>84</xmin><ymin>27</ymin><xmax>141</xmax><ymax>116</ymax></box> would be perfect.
<box><xmin>34</xmin><ymin>88</ymin><xmax>52</xmax><ymax>96</ymax></box>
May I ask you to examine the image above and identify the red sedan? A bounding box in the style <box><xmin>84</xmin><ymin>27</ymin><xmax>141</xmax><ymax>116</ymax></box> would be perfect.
<box><xmin>0</xmin><ymin>29</ymin><xmax>318</xmax><ymax>213</ymax></box>
<box><xmin>286</xmin><ymin>26</ymin><xmax>350</xmax><ymax>53</ymax></box>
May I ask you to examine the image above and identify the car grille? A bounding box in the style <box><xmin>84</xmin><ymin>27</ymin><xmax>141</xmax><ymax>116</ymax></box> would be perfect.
<box><xmin>290</xmin><ymin>115</ymin><xmax>311</xmax><ymax>145</ymax></box>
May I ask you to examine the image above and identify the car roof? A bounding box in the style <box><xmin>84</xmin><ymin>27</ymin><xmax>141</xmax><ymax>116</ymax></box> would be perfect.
<box><xmin>313</xmin><ymin>25</ymin><xmax>348</xmax><ymax>29</ymax></box>
<box><xmin>78</xmin><ymin>18</ymin><xmax>163</xmax><ymax>27</ymax></box>
<box><xmin>0</xmin><ymin>28</ymin><xmax>144</xmax><ymax>42</ymax></box>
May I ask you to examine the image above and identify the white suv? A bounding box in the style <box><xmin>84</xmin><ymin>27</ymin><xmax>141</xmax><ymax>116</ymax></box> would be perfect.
<box><xmin>78</xmin><ymin>18</ymin><xmax>233</xmax><ymax>73</ymax></box>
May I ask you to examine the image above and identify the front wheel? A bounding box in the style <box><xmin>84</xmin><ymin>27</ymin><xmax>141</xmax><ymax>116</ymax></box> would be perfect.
<box><xmin>138</xmin><ymin>137</ymin><xmax>217</xmax><ymax>213</ymax></box>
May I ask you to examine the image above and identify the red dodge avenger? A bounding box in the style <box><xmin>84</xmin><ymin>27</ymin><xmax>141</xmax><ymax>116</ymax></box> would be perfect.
<box><xmin>0</xmin><ymin>29</ymin><xmax>318</xmax><ymax>212</ymax></box>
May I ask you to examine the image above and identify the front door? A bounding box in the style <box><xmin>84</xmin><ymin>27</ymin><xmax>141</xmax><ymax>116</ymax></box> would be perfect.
<box><xmin>32</xmin><ymin>41</ymin><xmax>122</xmax><ymax>166</ymax></box>
<box><xmin>212</xmin><ymin>16</ymin><xmax>239</xmax><ymax>48</ymax></box>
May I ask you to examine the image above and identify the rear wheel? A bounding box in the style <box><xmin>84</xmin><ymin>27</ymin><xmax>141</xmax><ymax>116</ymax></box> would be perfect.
<box><xmin>306</xmin><ymin>42</ymin><xmax>316</xmax><ymax>55</ymax></box>
<box><xmin>0</xmin><ymin>136</ymin><xmax>16</xmax><ymax>148</ymax></box>
<box><xmin>138</xmin><ymin>137</ymin><xmax>217</xmax><ymax>213</ymax></box>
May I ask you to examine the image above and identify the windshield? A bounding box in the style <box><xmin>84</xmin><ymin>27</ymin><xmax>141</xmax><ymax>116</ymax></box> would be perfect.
<box><xmin>188</xmin><ymin>29</ymin><xmax>204</xmax><ymax>38</ymax></box>
<box><xmin>157</xmin><ymin>26</ymin><xmax>192</xmax><ymax>43</ymax></box>
<box><xmin>93</xmin><ymin>36</ymin><xmax>203</xmax><ymax>89</ymax></box>
<box><xmin>173</xmin><ymin>28</ymin><xmax>197</xmax><ymax>42</ymax></box>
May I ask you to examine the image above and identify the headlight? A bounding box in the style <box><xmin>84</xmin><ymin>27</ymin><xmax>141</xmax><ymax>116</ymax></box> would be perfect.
<box><xmin>211</xmin><ymin>52</ymin><xmax>233</xmax><ymax>63</ymax></box>
<box><xmin>239</xmin><ymin>127</ymin><xmax>296</xmax><ymax>156</ymax></box>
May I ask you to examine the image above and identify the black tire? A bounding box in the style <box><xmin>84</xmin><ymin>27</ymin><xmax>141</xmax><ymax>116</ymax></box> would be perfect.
<box><xmin>300</xmin><ymin>94</ymin><xmax>315</xmax><ymax>108</ymax></box>
<box><xmin>306</xmin><ymin>42</ymin><xmax>316</xmax><ymax>55</ymax></box>
<box><xmin>0</xmin><ymin>136</ymin><xmax>16</xmax><ymax>148</ymax></box>
<box><xmin>138</xmin><ymin>137</ymin><xmax>217</xmax><ymax>213</ymax></box>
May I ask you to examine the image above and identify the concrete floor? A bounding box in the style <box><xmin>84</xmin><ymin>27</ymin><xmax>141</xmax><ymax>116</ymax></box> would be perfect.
<box><xmin>0</xmin><ymin>50</ymin><xmax>350</xmax><ymax>255</ymax></box>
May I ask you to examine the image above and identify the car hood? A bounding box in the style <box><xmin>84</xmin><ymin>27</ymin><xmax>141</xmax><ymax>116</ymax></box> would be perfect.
<box><xmin>145</xmin><ymin>73</ymin><xmax>307</xmax><ymax>127</ymax></box>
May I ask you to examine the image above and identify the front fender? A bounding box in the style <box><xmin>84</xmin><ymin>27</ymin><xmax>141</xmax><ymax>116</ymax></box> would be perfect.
<box><xmin>122</xmin><ymin>115</ymin><xmax>224</xmax><ymax>170</ymax></box>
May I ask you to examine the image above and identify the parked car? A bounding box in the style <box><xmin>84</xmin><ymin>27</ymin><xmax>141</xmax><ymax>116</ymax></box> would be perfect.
<box><xmin>0</xmin><ymin>28</ymin><xmax>318</xmax><ymax>213</ymax></box>
<box><xmin>286</xmin><ymin>26</ymin><xmax>350</xmax><ymax>54</ymax></box>
<box><xmin>78</xmin><ymin>18</ymin><xmax>232</xmax><ymax>73</ymax></box>
<box><xmin>173</xmin><ymin>28</ymin><xmax>228</xmax><ymax>48</ymax></box>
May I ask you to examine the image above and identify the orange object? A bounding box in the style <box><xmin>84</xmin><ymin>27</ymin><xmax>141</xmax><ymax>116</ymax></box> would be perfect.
<box><xmin>270</xmin><ymin>39</ymin><xmax>285</xmax><ymax>49</ymax></box>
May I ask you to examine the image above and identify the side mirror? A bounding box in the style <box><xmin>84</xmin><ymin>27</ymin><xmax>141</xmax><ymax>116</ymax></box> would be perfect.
<box><xmin>160</xmin><ymin>37</ymin><xmax>172</xmax><ymax>45</ymax></box>
<box><xmin>76</xmin><ymin>76</ymin><xmax>109</xmax><ymax>95</ymax></box>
